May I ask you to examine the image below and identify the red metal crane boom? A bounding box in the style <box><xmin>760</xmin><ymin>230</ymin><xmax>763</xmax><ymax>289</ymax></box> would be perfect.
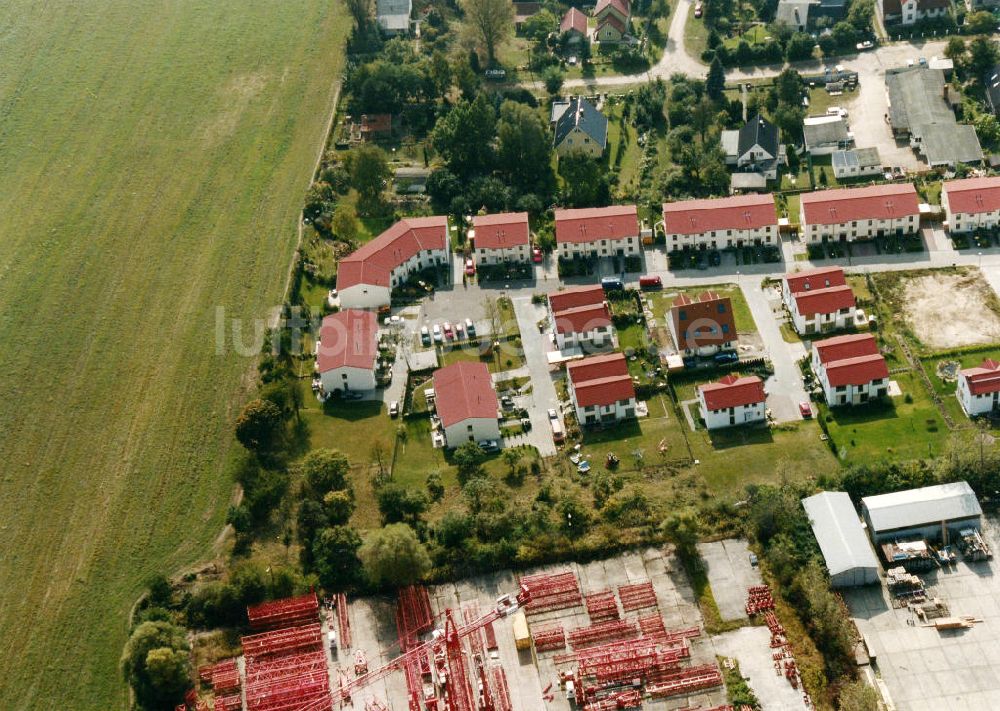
<box><xmin>335</xmin><ymin>586</ymin><xmax>531</xmax><ymax>706</ymax></box>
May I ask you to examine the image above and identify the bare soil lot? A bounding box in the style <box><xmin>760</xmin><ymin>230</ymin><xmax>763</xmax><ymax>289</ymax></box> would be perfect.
<box><xmin>901</xmin><ymin>271</ymin><xmax>1000</xmax><ymax>349</ymax></box>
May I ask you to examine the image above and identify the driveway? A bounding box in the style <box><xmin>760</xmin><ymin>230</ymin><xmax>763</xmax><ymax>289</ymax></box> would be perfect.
<box><xmin>508</xmin><ymin>295</ymin><xmax>561</xmax><ymax>456</ymax></box>
<box><xmin>739</xmin><ymin>277</ymin><xmax>808</xmax><ymax>424</ymax></box>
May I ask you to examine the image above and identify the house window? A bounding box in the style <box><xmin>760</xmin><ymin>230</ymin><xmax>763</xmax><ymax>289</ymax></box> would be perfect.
<box><xmin>722</xmin><ymin>324</ymin><xmax>730</xmax><ymax>334</ymax></box>
<box><xmin>618</xmin><ymin>398</ymin><xmax>630</xmax><ymax>406</ymax></box>
<box><xmin>467</xmin><ymin>425</ymin><xmax>473</xmax><ymax>432</ymax></box>
<box><xmin>717</xmin><ymin>303</ymin><xmax>726</xmax><ymax>314</ymax></box>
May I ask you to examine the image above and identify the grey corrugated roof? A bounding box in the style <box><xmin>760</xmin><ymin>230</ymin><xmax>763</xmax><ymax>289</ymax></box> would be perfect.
<box><xmin>738</xmin><ymin>114</ymin><xmax>778</xmax><ymax>159</ymax></box>
<box><xmin>922</xmin><ymin>125</ymin><xmax>984</xmax><ymax>167</ymax></box>
<box><xmin>803</xmin><ymin>492</ymin><xmax>880</xmax><ymax>577</ymax></box>
<box><xmin>720</xmin><ymin>130</ymin><xmax>739</xmax><ymax>158</ymax></box>
<box><xmin>832</xmin><ymin>147</ymin><xmax>880</xmax><ymax>170</ymax></box>
<box><xmin>554</xmin><ymin>97</ymin><xmax>608</xmax><ymax>150</ymax></box>
<box><xmin>862</xmin><ymin>481</ymin><xmax>982</xmax><ymax>533</ymax></box>
<box><xmin>804</xmin><ymin>116</ymin><xmax>849</xmax><ymax>148</ymax></box>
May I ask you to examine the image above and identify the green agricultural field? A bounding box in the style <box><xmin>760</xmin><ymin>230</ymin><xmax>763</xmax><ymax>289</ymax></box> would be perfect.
<box><xmin>0</xmin><ymin>2</ymin><xmax>348</xmax><ymax>709</ymax></box>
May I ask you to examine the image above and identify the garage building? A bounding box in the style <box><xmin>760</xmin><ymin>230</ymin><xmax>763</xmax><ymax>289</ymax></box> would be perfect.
<box><xmin>861</xmin><ymin>481</ymin><xmax>982</xmax><ymax>544</ymax></box>
<box><xmin>802</xmin><ymin>492</ymin><xmax>880</xmax><ymax>587</ymax></box>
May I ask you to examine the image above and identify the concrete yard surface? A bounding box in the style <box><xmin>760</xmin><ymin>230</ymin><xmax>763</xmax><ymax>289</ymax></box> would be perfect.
<box><xmin>711</xmin><ymin>626</ymin><xmax>811</xmax><ymax>711</ymax></box>
<box><xmin>847</xmin><ymin>515</ymin><xmax>1000</xmax><ymax>711</ymax></box>
<box><xmin>698</xmin><ymin>539</ymin><xmax>764</xmax><ymax>622</ymax></box>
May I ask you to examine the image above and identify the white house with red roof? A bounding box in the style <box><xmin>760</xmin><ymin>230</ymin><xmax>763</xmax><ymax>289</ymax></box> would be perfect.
<box><xmin>560</xmin><ymin>7</ymin><xmax>588</xmax><ymax>41</ymax></box>
<box><xmin>472</xmin><ymin>212</ymin><xmax>530</xmax><ymax>264</ymax></box>
<box><xmin>943</xmin><ymin>177</ymin><xmax>1000</xmax><ymax>234</ymax></box>
<box><xmin>336</xmin><ymin>216</ymin><xmax>450</xmax><ymax>309</ymax></box>
<box><xmin>432</xmin><ymin>361</ymin><xmax>500</xmax><ymax>447</ymax></box>
<box><xmin>549</xmin><ymin>285</ymin><xmax>614</xmax><ymax>351</ymax></box>
<box><xmin>317</xmin><ymin>309</ymin><xmax>380</xmax><ymax>394</ymax></box>
<box><xmin>668</xmin><ymin>291</ymin><xmax>737</xmax><ymax>356</ymax></box>
<box><xmin>661</xmin><ymin>194</ymin><xmax>778</xmax><ymax>251</ymax></box>
<box><xmin>800</xmin><ymin>184</ymin><xmax>920</xmax><ymax>243</ymax></box>
<box><xmin>567</xmin><ymin>353</ymin><xmax>637</xmax><ymax>426</ymax></box>
<box><xmin>957</xmin><ymin>359</ymin><xmax>1000</xmax><ymax>416</ymax></box>
<box><xmin>812</xmin><ymin>333</ymin><xmax>889</xmax><ymax>406</ymax></box>
<box><xmin>697</xmin><ymin>374</ymin><xmax>767</xmax><ymax>430</ymax></box>
<box><xmin>593</xmin><ymin>0</ymin><xmax>630</xmax><ymax>41</ymax></box>
<box><xmin>554</xmin><ymin>205</ymin><xmax>641</xmax><ymax>259</ymax></box>
<box><xmin>782</xmin><ymin>266</ymin><xmax>856</xmax><ymax>335</ymax></box>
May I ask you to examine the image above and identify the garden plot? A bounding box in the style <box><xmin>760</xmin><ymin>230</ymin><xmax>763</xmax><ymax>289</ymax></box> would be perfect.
<box><xmin>901</xmin><ymin>272</ymin><xmax>1000</xmax><ymax>349</ymax></box>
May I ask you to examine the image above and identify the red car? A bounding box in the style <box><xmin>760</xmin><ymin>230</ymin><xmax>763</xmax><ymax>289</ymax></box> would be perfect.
<box><xmin>532</xmin><ymin>247</ymin><xmax>543</xmax><ymax>263</ymax></box>
<box><xmin>464</xmin><ymin>258</ymin><xmax>476</xmax><ymax>276</ymax></box>
<box><xmin>799</xmin><ymin>402</ymin><xmax>813</xmax><ymax>418</ymax></box>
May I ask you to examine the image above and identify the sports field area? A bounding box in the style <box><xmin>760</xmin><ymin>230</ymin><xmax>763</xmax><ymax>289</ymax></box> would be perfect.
<box><xmin>0</xmin><ymin>1</ymin><xmax>347</xmax><ymax>708</ymax></box>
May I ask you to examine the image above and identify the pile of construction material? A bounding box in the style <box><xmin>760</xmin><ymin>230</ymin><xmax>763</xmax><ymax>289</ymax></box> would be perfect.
<box><xmin>585</xmin><ymin>590</ymin><xmax>621</xmax><ymax>621</ymax></box>
<box><xmin>886</xmin><ymin>566</ymin><xmax>926</xmax><ymax>606</ymax></box>
<box><xmin>882</xmin><ymin>540</ymin><xmax>935</xmax><ymax>571</ymax></box>
<box><xmin>745</xmin><ymin>584</ymin><xmax>775</xmax><ymax>617</ymax></box>
<box><xmin>746</xmin><ymin>587</ymin><xmax>812</xmax><ymax>709</ymax></box>
<box><xmin>520</xmin><ymin>570</ymin><xmax>583</xmax><ymax>614</ymax></box>
<box><xmin>958</xmin><ymin>528</ymin><xmax>992</xmax><ymax>561</ymax></box>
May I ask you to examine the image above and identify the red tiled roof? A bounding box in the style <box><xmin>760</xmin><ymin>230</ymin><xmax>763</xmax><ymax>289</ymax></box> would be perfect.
<box><xmin>961</xmin><ymin>359</ymin><xmax>1000</xmax><ymax>396</ymax></box>
<box><xmin>813</xmin><ymin>333</ymin><xmax>879</xmax><ymax>365</ymax></box>
<box><xmin>473</xmin><ymin>212</ymin><xmax>530</xmax><ymax>250</ymax></box>
<box><xmin>699</xmin><ymin>374</ymin><xmax>766</xmax><ymax>411</ymax></box>
<box><xmin>596</xmin><ymin>14</ymin><xmax>626</xmax><ymax>33</ymax></box>
<box><xmin>791</xmin><ymin>285</ymin><xmax>856</xmax><ymax>317</ymax></box>
<box><xmin>594</xmin><ymin>0</ymin><xmax>630</xmax><ymax>19</ymax></box>
<box><xmin>822</xmin><ymin>353</ymin><xmax>889</xmax><ymax>387</ymax></box>
<box><xmin>567</xmin><ymin>352</ymin><xmax>629</xmax><ymax>383</ymax></box>
<box><xmin>783</xmin><ymin>266</ymin><xmax>847</xmax><ymax>294</ymax></box>
<box><xmin>561</xmin><ymin>6</ymin><xmax>588</xmax><ymax>34</ymax></box>
<box><xmin>944</xmin><ymin>177</ymin><xmax>1000</xmax><ymax>216</ymax></box>
<box><xmin>568</xmin><ymin>353</ymin><xmax>635</xmax><ymax>407</ymax></box>
<box><xmin>549</xmin><ymin>284</ymin><xmax>606</xmax><ymax>313</ymax></box>
<box><xmin>800</xmin><ymin>184</ymin><xmax>919</xmax><ymax>226</ymax></box>
<box><xmin>670</xmin><ymin>292</ymin><xmax>736</xmax><ymax>351</ymax></box>
<box><xmin>662</xmin><ymin>194</ymin><xmax>777</xmax><ymax>236</ymax></box>
<box><xmin>432</xmin><ymin>361</ymin><xmax>498</xmax><ymax>428</ymax></box>
<box><xmin>554</xmin><ymin>303</ymin><xmax>612</xmax><ymax>335</ymax></box>
<box><xmin>360</xmin><ymin>114</ymin><xmax>392</xmax><ymax>134</ymax></box>
<box><xmin>336</xmin><ymin>217</ymin><xmax>449</xmax><ymax>290</ymax></box>
<box><xmin>317</xmin><ymin>309</ymin><xmax>379</xmax><ymax>373</ymax></box>
<box><xmin>554</xmin><ymin>206</ymin><xmax>639</xmax><ymax>245</ymax></box>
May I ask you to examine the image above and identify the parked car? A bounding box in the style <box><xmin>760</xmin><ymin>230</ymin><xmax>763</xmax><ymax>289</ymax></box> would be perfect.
<box><xmin>443</xmin><ymin>321</ymin><xmax>454</xmax><ymax>340</ymax></box>
<box><xmin>501</xmin><ymin>396</ymin><xmax>516</xmax><ymax>410</ymax></box>
<box><xmin>547</xmin><ymin>408</ymin><xmax>559</xmax><ymax>421</ymax></box>
<box><xmin>480</xmin><ymin>440</ymin><xmax>500</xmax><ymax>453</ymax></box>
<box><xmin>799</xmin><ymin>401</ymin><xmax>813</xmax><ymax>418</ymax></box>
<box><xmin>339</xmin><ymin>390</ymin><xmax>364</xmax><ymax>401</ymax></box>
<box><xmin>827</xmin><ymin>107</ymin><xmax>847</xmax><ymax>118</ymax></box>
<box><xmin>708</xmin><ymin>250</ymin><xmax>722</xmax><ymax>267</ymax></box>
<box><xmin>465</xmin><ymin>258</ymin><xmax>475</xmax><ymax>276</ymax></box>
<box><xmin>601</xmin><ymin>276</ymin><xmax>624</xmax><ymax>292</ymax></box>
<box><xmin>714</xmin><ymin>351</ymin><xmax>738</xmax><ymax>365</ymax></box>
<box><xmin>918</xmin><ymin>56</ymin><xmax>927</xmax><ymax>67</ymax></box>
<box><xmin>455</xmin><ymin>321</ymin><xmax>465</xmax><ymax>339</ymax></box>
<box><xmin>856</xmin><ymin>40</ymin><xmax>873</xmax><ymax>50</ymax></box>
<box><xmin>420</xmin><ymin>326</ymin><xmax>431</xmax><ymax>346</ymax></box>
<box><xmin>465</xmin><ymin>318</ymin><xmax>477</xmax><ymax>337</ymax></box>
<box><xmin>432</xmin><ymin>323</ymin><xmax>443</xmax><ymax>344</ymax></box>
<box><xmin>639</xmin><ymin>275</ymin><xmax>663</xmax><ymax>290</ymax></box>
<box><xmin>532</xmin><ymin>247</ymin><xmax>543</xmax><ymax>263</ymax></box>
<box><xmin>694</xmin><ymin>2</ymin><xmax>703</xmax><ymax>17</ymax></box>
<box><xmin>749</xmin><ymin>553</ymin><xmax>759</xmax><ymax>567</ymax></box>
<box><xmin>389</xmin><ymin>401</ymin><xmax>399</xmax><ymax>417</ymax></box>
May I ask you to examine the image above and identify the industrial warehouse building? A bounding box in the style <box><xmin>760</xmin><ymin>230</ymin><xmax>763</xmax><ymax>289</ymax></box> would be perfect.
<box><xmin>861</xmin><ymin>481</ymin><xmax>982</xmax><ymax>544</ymax></box>
<box><xmin>802</xmin><ymin>492</ymin><xmax>881</xmax><ymax>587</ymax></box>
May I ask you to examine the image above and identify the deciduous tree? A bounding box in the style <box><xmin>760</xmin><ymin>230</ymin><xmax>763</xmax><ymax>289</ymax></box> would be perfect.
<box><xmin>344</xmin><ymin>145</ymin><xmax>391</xmax><ymax>215</ymax></box>
<box><xmin>461</xmin><ymin>0</ymin><xmax>515</xmax><ymax>65</ymax></box>
<box><xmin>312</xmin><ymin>526</ymin><xmax>363</xmax><ymax>590</ymax></box>
<box><xmin>359</xmin><ymin>523</ymin><xmax>432</xmax><ymax>587</ymax></box>
<box><xmin>121</xmin><ymin>621</ymin><xmax>190</xmax><ymax>710</ymax></box>
<box><xmin>558</xmin><ymin>150</ymin><xmax>610</xmax><ymax>207</ymax></box>
<box><xmin>235</xmin><ymin>399</ymin><xmax>283</xmax><ymax>453</ymax></box>
<box><xmin>431</xmin><ymin>93</ymin><xmax>497</xmax><ymax>179</ymax></box>
<box><xmin>300</xmin><ymin>449</ymin><xmax>351</xmax><ymax>498</ymax></box>
<box><xmin>496</xmin><ymin>100</ymin><xmax>555</xmax><ymax>196</ymax></box>
<box><xmin>345</xmin><ymin>0</ymin><xmax>374</xmax><ymax>29</ymax></box>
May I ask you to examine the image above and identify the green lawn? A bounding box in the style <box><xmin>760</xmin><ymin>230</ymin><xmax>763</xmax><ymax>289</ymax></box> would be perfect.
<box><xmin>921</xmin><ymin>347</ymin><xmax>1000</xmax><ymax>425</ymax></box>
<box><xmin>439</xmin><ymin>342</ymin><xmax>526</xmax><ymax>373</ymax></box>
<box><xmin>684</xmin><ymin>4</ymin><xmax>710</xmax><ymax>60</ymax></box>
<box><xmin>579</xmin><ymin>396</ymin><xmax>692</xmax><ymax>470</ymax></box>
<box><xmin>648</xmin><ymin>284</ymin><xmax>758</xmax><ymax>336</ymax></box>
<box><xmin>819</xmin><ymin>372</ymin><xmax>950</xmax><ymax>463</ymax></box>
<box><xmin>0</xmin><ymin>2</ymin><xmax>348</xmax><ymax>708</ymax></box>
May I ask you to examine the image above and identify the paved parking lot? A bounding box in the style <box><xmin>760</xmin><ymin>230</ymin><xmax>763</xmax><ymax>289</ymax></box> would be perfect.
<box><xmin>846</xmin><ymin>515</ymin><xmax>1000</xmax><ymax>711</ymax></box>
<box><xmin>697</xmin><ymin>539</ymin><xmax>764</xmax><ymax>622</ymax></box>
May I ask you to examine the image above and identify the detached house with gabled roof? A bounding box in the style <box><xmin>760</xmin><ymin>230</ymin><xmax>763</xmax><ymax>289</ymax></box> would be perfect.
<box><xmin>957</xmin><ymin>359</ymin><xmax>1000</xmax><ymax>416</ymax></box>
<box><xmin>879</xmin><ymin>0</ymin><xmax>950</xmax><ymax>26</ymax></box>
<box><xmin>336</xmin><ymin>216</ymin><xmax>450</xmax><ymax>309</ymax></box>
<box><xmin>554</xmin><ymin>205</ymin><xmax>640</xmax><ymax>258</ymax></box>
<box><xmin>549</xmin><ymin>285</ymin><xmax>614</xmax><ymax>351</ymax></box>
<box><xmin>942</xmin><ymin>177</ymin><xmax>1000</xmax><ymax>234</ymax></box>
<box><xmin>782</xmin><ymin>266</ymin><xmax>856</xmax><ymax>335</ymax></box>
<box><xmin>661</xmin><ymin>194</ymin><xmax>779</xmax><ymax>251</ymax></box>
<box><xmin>553</xmin><ymin>97</ymin><xmax>608</xmax><ymax>158</ymax></box>
<box><xmin>560</xmin><ymin>7</ymin><xmax>589</xmax><ymax>42</ymax></box>
<box><xmin>472</xmin><ymin>212</ymin><xmax>531</xmax><ymax>264</ymax></box>
<box><xmin>698</xmin><ymin>374</ymin><xmax>767</xmax><ymax>430</ymax></box>
<box><xmin>721</xmin><ymin>114</ymin><xmax>785</xmax><ymax>181</ymax></box>
<box><xmin>593</xmin><ymin>0</ymin><xmax>630</xmax><ymax>42</ymax></box>
<box><xmin>667</xmin><ymin>291</ymin><xmax>737</xmax><ymax>356</ymax></box>
<box><xmin>799</xmin><ymin>183</ymin><xmax>920</xmax><ymax>243</ymax></box>
<box><xmin>317</xmin><ymin>309</ymin><xmax>380</xmax><ymax>394</ymax></box>
<box><xmin>812</xmin><ymin>333</ymin><xmax>889</xmax><ymax>406</ymax></box>
<box><xmin>433</xmin><ymin>361</ymin><xmax>500</xmax><ymax>447</ymax></box>
<box><xmin>567</xmin><ymin>352</ymin><xmax>637</xmax><ymax>426</ymax></box>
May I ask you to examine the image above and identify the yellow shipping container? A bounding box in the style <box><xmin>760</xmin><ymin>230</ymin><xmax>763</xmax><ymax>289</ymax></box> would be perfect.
<box><xmin>512</xmin><ymin>611</ymin><xmax>530</xmax><ymax>650</ymax></box>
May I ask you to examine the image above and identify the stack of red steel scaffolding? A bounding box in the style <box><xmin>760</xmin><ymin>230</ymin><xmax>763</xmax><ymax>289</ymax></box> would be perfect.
<box><xmin>489</xmin><ymin>666</ymin><xmax>513</xmax><ymax>711</ymax></box>
<box><xmin>334</xmin><ymin>592</ymin><xmax>351</xmax><ymax>648</ymax></box>
<box><xmin>579</xmin><ymin>642</ymin><xmax>689</xmax><ymax>685</ymax></box>
<box><xmin>764</xmin><ymin>611</ymin><xmax>786</xmax><ymax>647</ymax></box>
<box><xmin>247</xmin><ymin>592</ymin><xmax>319</xmax><ymax>631</ymax></box>
<box><xmin>646</xmin><ymin>663</ymin><xmax>723</xmax><ymax>698</ymax></box>
<box><xmin>197</xmin><ymin>665</ymin><xmax>213</xmax><ymax>685</ymax></box>
<box><xmin>582</xmin><ymin>689</ymin><xmax>642</xmax><ymax>711</ymax></box>
<box><xmin>568</xmin><ymin>619</ymin><xmax>638</xmax><ymax>649</ymax></box>
<box><xmin>242</xmin><ymin>623</ymin><xmax>324</xmax><ymax>661</ymax></box>
<box><xmin>462</xmin><ymin>602</ymin><xmax>485</xmax><ymax>656</ymax></box>
<box><xmin>243</xmin><ymin>650</ymin><xmax>330</xmax><ymax>711</ymax></box>
<box><xmin>532</xmin><ymin>624</ymin><xmax>567</xmax><ymax>652</ymax></box>
<box><xmin>396</xmin><ymin>584</ymin><xmax>434</xmax><ymax>651</ymax></box>
<box><xmin>520</xmin><ymin>570</ymin><xmax>582</xmax><ymax>614</ymax></box>
<box><xmin>617</xmin><ymin>581</ymin><xmax>657</xmax><ymax>612</ymax></box>
<box><xmin>213</xmin><ymin>694</ymin><xmax>241</xmax><ymax>711</ymax></box>
<box><xmin>584</xmin><ymin>590</ymin><xmax>620</xmax><ymax>622</ymax></box>
<box><xmin>745</xmin><ymin>585</ymin><xmax>775</xmax><ymax>617</ymax></box>
<box><xmin>210</xmin><ymin>659</ymin><xmax>240</xmax><ymax>695</ymax></box>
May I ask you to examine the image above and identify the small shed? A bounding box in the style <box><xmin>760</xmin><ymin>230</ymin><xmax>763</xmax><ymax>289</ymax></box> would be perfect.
<box><xmin>861</xmin><ymin>481</ymin><xmax>982</xmax><ymax>544</ymax></box>
<box><xmin>803</xmin><ymin>492</ymin><xmax>881</xmax><ymax>587</ymax></box>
